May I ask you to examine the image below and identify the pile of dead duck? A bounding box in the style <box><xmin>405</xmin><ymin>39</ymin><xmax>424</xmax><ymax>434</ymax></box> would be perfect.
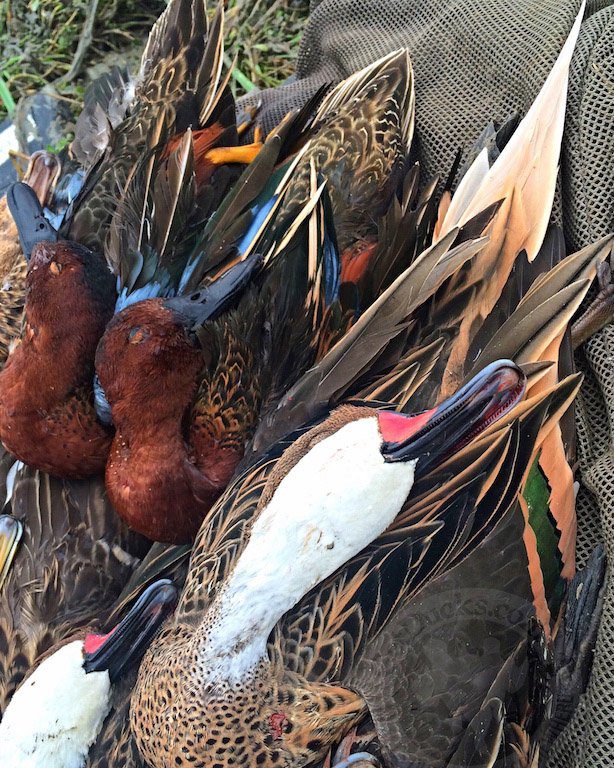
<box><xmin>0</xmin><ymin>1</ymin><xmax>609</xmax><ymax>767</ymax></box>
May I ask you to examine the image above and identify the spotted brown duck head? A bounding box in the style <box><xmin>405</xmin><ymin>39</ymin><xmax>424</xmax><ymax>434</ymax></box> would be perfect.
<box><xmin>130</xmin><ymin>361</ymin><xmax>525</xmax><ymax>768</ymax></box>
<box><xmin>0</xmin><ymin>183</ymin><xmax>116</xmax><ymax>478</ymax></box>
<box><xmin>95</xmin><ymin>254</ymin><xmax>263</xmax><ymax>543</ymax></box>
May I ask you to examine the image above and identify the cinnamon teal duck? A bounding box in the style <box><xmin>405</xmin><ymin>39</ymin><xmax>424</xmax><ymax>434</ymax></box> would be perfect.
<box><xmin>0</xmin><ymin>0</ymin><xmax>255</xmax><ymax>480</ymax></box>
<box><xmin>92</xmin><ymin>49</ymin><xmax>429</xmax><ymax>544</ymax></box>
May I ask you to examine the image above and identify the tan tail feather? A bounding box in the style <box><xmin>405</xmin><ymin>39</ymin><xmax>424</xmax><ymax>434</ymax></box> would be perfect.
<box><xmin>436</xmin><ymin>4</ymin><xmax>585</xmax><ymax>396</ymax></box>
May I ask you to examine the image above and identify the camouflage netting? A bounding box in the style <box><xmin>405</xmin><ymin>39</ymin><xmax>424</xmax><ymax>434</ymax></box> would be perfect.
<box><xmin>239</xmin><ymin>1</ymin><xmax>614</xmax><ymax>764</ymax></box>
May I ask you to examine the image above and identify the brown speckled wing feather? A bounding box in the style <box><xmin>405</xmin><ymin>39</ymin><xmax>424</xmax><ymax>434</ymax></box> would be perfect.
<box><xmin>63</xmin><ymin>1</ymin><xmax>230</xmax><ymax>260</ymax></box>
<box><xmin>175</xmin><ymin>443</ymin><xmax>290</xmax><ymax>623</ymax></box>
<box><xmin>279</xmin><ymin>51</ymin><xmax>414</xmax><ymax>252</ymax></box>
<box><xmin>0</xmin><ymin>256</ymin><xmax>26</xmax><ymax>367</ymax></box>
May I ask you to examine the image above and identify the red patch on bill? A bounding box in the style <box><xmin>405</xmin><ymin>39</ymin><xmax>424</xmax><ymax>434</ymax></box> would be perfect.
<box><xmin>377</xmin><ymin>408</ymin><xmax>436</xmax><ymax>444</ymax></box>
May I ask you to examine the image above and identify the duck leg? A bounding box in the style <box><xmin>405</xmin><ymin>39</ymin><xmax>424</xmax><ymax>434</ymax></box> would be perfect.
<box><xmin>204</xmin><ymin>143</ymin><xmax>263</xmax><ymax>166</ymax></box>
<box><xmin>332</xmin><ymin>726</ymin><xmax>381</xmax><ymax>768</ymax></box>
<box><xmin>333</xmin><ymin>753</ymin><xmax>381</xmax><ymax>768</ymax></box>
<box><xmin>237</xmin><ymin>103</ymin><xmax>261</xmax><ymax>137</ymax></box>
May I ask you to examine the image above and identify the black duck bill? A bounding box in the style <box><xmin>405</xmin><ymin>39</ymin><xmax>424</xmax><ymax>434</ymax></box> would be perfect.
<box><xmin>7</xmin><ymin>181</ymin><xmax>58</xmax><ymax>259</ymax></box>
<box><xmin>83</xmin><ymin>579</ymin><xmax>177</xmax><ymax>683</ymax></box>
<box><xmin>380</xmin><ymin>360</ymin><xmax>526</xmax><ymax>476</ymax></box>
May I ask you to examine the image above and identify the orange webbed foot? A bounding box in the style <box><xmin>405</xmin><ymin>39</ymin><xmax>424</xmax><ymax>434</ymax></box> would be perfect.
<box><xmin>204</xmin><ymin>142</ymin><xmax>263</xmax><ymax>167</ymax></box>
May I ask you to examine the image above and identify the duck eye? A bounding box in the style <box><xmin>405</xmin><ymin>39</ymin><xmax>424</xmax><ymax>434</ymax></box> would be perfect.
<box><xmin>49</xmin><ymin>261</ymin><xmax>62</xmax><ymax>275</ymax></box>
<box><xmin>128</xmin><ymin>327</ymin><xmax>148</xmax><ymax>345</ymax></box>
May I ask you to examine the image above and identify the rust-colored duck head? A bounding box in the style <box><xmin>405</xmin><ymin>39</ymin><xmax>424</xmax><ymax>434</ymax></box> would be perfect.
<box><xmin>0</xmin><ymin>182</ymin><xmax>116</xmax><ymax>478</ymax></box>
<box><xmin>95</xmin><ymin>254</ymin><xmax>263</xmax><ymax>543</ymax></box>
<box><xmin>25</xmin><ymin>240</ymin><xmax>114</xmax><ymax>333</ymax></box>
<box><xmin>96</xmin><ymin>299</ymin><xmax>205</xmax><ymax>429</ymax></box>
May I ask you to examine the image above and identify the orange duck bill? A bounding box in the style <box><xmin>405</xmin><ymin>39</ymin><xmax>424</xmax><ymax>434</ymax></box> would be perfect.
<box><xmin>83</xmin><ymin>580</ymin><xmax>177</xmax><ymax>683</ymax></box>
<box><xmin>379</xmin><ymin>360</ymin><xmax>526</xmax><ymax>475</ymax></box>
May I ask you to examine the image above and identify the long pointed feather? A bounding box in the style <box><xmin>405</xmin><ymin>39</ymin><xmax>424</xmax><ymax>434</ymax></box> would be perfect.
<box><xmin>435</xmin><ymin>4</ymin><xmax>586</xmax><ymax>396</ymax></box>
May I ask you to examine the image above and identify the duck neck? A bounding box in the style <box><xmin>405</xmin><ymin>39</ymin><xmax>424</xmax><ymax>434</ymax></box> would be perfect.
<box><xmin>111</xmin><ymin>353</ymin><xmax>203</xmax><ymax>447</ymax></box>
<box><xmin>1</xmin><ymin>319</ymin><xmax>91</xmax><ymax>410</ymax></box>
<box><xmin>199</xmin><ymin>551</ymin><xmax>330</xmax><ymax>686</ymax></box>
<box><xmin>116</xmin><ymin>407</ymin><xmax>186</xmax><ymax>447</ymax></box>
<box><xmin>197</xmin><ymin>417</ymin><xmax>419</xmax><ymax>685</ymax></box>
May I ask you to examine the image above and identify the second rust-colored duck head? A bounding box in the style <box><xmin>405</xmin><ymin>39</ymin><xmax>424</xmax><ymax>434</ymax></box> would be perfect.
<box><xmin>0</xmin><ymin>182</ymin><xmax>116</xmax><ymax>478</ymax></box>
<box><xmin>95</xmin><ymin>255</ymin><xmax>263</xmax><ymax>543</ymax></box>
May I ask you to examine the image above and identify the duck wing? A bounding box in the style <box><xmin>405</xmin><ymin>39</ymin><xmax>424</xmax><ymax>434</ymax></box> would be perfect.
<box><xmin>278</xmin><ymin>50</ymin><xmax>415</xmax><ymax>253</ymax></box>
<box><xmin>249</xmin><ymin>219</ymin><xmax>491</xmax><ymax>456</ymax></box>
<box><xmin>62</xmin><ymin>0</ymin><xmax>234</xmax><ymax>262</ymax></box>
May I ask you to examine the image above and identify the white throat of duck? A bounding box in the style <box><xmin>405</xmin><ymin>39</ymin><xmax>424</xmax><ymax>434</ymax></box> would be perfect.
<box><xmin>201</xmin><ymin>416</ymin><xmax>418</xmax><ymax>684</ymax></box>
<box><xmin>0</xmin><ymin>640</ymin><xmax>111</xmax><ymax>767</ymax></box>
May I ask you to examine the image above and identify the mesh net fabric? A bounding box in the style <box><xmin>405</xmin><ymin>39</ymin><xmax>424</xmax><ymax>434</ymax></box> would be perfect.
<box><xmin>239</xmin><ymin>1</ymin><xmax>614</xmax><ymax>765</ymax></box>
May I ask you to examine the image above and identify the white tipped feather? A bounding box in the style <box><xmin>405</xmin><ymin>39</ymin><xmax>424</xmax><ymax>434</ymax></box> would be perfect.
<box><xmin>436</xmin><ymin>3</ymin><xmax>586</xmax><ymax>397</ymax></box>
<box><xmin>436</xmin><ymin>148</ymin><xmax>490</xmax><ymax>237</ymax></box>
<box><xmin>0</xmin><ymin>641</ymin><xmax>111</xmax><ymax>768</ymax></box>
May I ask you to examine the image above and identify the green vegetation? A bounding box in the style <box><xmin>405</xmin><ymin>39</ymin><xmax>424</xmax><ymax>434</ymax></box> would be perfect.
<box><xmin>523</xmin><ymin>454</ymin><xmax>565</xmax><ymax>616</ymax></box>
<box><xmin>0</xmin><ymin>0</ymin><xmax>308</xmax><ymax>121</ymax></box>
<box><xmin>225</xmin><ymin>0</ymin><xmax>307</xmax><ymax>92</ymax></box>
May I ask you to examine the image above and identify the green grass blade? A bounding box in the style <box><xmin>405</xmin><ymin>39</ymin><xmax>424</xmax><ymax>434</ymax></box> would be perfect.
<box><xmin>231</xmin><ymin>67</ymin><xmax>256</xmax><ymax>93</ymax></box>
<box><xmin>0</xmin><ymin>77</ymin><xmax>16</xmax><ymax>116</ymax></box>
